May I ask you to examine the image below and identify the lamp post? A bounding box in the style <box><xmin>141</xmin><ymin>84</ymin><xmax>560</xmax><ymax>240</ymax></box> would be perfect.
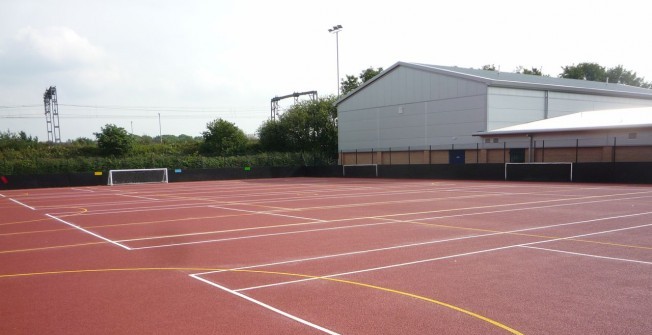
<box><xmin>328</xmin><ymin>25</ymin><xmax>343</xmax><ymax>95</ymax></box>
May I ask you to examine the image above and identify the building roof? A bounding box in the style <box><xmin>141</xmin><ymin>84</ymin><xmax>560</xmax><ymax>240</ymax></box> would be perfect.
<box><xmin>335</xmin><ymin>62</ymin><xmax>652</xmax><ymax>105</ymax></box>
<box><xmin>475</xmin><ymin>107</ymin><xmax>652</xmax><ymax>136</ymax></box>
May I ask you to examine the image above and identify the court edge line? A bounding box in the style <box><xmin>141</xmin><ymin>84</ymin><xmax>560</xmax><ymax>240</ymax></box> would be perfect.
<box><xmin>0</xmin><ymin>267</ymin><xmax>521</xmax><ymax>335</ymax></box>
<box><xmin>126</xmin><ymin>221</ymin><xmax>394</xmax><ymax>249</ymax></box>
<box><xmin>0</xmin><ymin>193</ymin><xmax>5</xmax><ymax>198</ymax></box>
<box><xmin>234</xmin><ymin>218</ymin><xmax>652</xmax><ymax>292</ymax></box>
<box><xmin>123</xmin><ymin>194</ymin><xmax>652</xmax><ymax>248</ymax></box>
<box><xmin>209</xmin><ymin>205</ymin><xmax>326</xmax><ymax>222</ymax></box>
<box><xmin>521</xmin><ymin>246</ymin><xmax>652</xmax><ymax>265</ymax></box>
<box><xmin>9</xmin><ymin>198</ymin><xmax>35</xmax><ymax>210</ymax></box>
<box><xmin>189</xmin><ymin>210</ymin><xmax>652</xmax><ymax>277</ymax></box>
<box><xmin>189</xmin><ymin>274</ymin><xmax>339</xmax><ymax>335</ymax></box>
<box><xmin>45</xmin><ymin>214</ymin><xmax>132</xmax><ymax>250</ymax></box>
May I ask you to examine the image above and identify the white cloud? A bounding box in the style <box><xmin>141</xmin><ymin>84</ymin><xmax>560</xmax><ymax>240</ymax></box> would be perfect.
<box><xmin>14</xmin><ymin>26</ymin><xmax>104</xmax><ymax>69</ymax></box>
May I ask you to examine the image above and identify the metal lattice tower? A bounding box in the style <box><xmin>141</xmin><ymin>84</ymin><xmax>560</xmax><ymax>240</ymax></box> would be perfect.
<box><xmin>43</xmin><ymin>86</ymin><xmax>61</xmax><ymax>143</ymax></box>
<box><xmin>270</xmin><ymin>91</ymin><xmax>318</xmax><ymax>120</ymax></box>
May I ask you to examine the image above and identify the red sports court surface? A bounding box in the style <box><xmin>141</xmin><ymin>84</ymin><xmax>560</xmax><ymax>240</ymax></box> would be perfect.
<box><xmin>1</xmin><ymin>178</ymin><xmax>651</xmax><ymax>334</ymax></box>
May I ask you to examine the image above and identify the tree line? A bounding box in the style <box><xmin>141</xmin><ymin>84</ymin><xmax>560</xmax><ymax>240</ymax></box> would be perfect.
<box><xmin>2</xmin><ymin>61</ymin><xmax>650</xmax><ymax>176</ymax></box>
<box><xmin>481</xmin><ymin>63</ymin><xmax>651</xmax><ymax>88</ymax></box>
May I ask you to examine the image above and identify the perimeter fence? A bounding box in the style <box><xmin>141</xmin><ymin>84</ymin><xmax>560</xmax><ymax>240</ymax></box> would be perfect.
<box><xmin>339</xmin><ymin>136</ymin><xmax>652</xmax><ymax>166</ymax></box>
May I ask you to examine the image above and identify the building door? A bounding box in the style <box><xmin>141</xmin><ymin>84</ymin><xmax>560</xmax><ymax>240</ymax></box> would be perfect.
<box><xmin>449</xmin><ymin>150</ymin><xmax>465</xmax><ymax>164</ymax></box>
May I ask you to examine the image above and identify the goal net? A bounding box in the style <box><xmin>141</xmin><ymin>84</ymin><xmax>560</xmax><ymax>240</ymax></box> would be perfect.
<box><xmin>107</xmin><ymin>168</ymin><xmax>169</xmax><ymax>186</ymax></box>
<box><xmin>505</xmin><ymin>162</ymin><xmax>573</xmax><ymax>182</ymax></box>
<box><xmin>342</xmin><ymin>164</ymin><xmax>379</xmax><ymax>177</ymax></box>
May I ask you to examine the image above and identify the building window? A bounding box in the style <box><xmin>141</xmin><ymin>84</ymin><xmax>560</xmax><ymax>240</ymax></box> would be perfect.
<box><xmin>628</xmin><ymin>132</ymin><xmax>637</xmax><ymax>139</ymax></box>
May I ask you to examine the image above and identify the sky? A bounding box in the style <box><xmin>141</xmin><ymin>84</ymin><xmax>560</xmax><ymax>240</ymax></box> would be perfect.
<box><xmin>1</xmin><ymin>0</ymin><xmax>651</xmax><ymax>141</ymax></box>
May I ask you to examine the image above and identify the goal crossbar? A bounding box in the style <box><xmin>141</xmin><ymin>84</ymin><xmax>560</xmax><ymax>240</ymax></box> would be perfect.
<box><xmin>342</xmin><ymin>164</ymin><xmax>379</xmax><ymax>177</ymax></box>
<box><xmin>108</xmin><ymin>168</ymin><xmax>169</xmax><ymax>186</ymax></box>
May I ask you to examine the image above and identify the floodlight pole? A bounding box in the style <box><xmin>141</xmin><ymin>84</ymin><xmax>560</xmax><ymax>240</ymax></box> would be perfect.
<box><xmin>158</xmin><ymin>113</ymin><xmax>162</xmax><ymax>143</ymax></box>
<box><xmin>328</xmin><ymin>25</ymin><xmax>343</xmax><ymax>95</ymax></box>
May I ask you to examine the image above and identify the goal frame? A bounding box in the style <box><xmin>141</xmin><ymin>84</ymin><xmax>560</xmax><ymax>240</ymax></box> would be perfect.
<box><xmin>504</xmin><ymin>162</ymin><xmax>573</xmax><ymax>182</ymax></box>
<box><xmin>107</xmin><ymin>168</ymin><xmax>169</xmax><ymax>186</ymax></box>
<box><xmin>342</xmin><ymin>164</ymin><xmax>379</xmax><ymax>177</ymax></box>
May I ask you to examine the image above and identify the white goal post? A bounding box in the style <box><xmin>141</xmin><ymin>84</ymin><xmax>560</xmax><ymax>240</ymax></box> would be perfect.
<box><xmin>107</xmin><ymin>168</ymin><xmax>169</xmax><ymax>186</ymax></box>
<box><xmin>505</xmin><ymin>162</ymin><xmax>573</xmax><ymax>182</ymax></box>
<box><xmin>342</xmin><ymin>164</ymin><xmax>379</xmax><ymax>177</ymax></box>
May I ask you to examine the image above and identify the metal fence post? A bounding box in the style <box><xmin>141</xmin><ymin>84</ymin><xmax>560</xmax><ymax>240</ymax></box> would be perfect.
<box><xmin>476</xmin><ymin>143</ymin><xmax>479</xmax><ymax>164</ymax></box>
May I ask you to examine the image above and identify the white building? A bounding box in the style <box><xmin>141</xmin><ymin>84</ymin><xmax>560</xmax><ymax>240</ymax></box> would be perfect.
<box><xmin>335</xmin><ymin>62</ymin><xmax>652</xmax><ymax>164</ymax></box>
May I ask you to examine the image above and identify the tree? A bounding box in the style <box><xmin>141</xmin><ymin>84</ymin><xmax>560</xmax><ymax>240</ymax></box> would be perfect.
<box><xmin>257</xmin><ymin>119</ymin><xmax>288</xmax><ymax>152</ymax></box>
<box><xmin>515</xmin><ymin>66</ymin><xmax>543</xmax><ymax>76</ymax></box>
<box><xmin>199</xmin><ymin>118</ymin><xmax>248</xmax><ymax>156</ymax></box>
<box><xmin>94</xmin><ymin>124</ymin><xmax>134</xmax><ymax>156</ymax></box>
<box><xmin>481</xmin><ymin>64</ymin><xmax>497</xmax><ymax>71</ymax></box>
<box><xmin>606</xmin><ymin>65</ymin><xmax>651</xmax><ymax>87</ymax></box>
<box><xmin>257</xmin><ymin>96</ymin><xmax>338</xmax><ymax>156</ymax></box>
<box><xmin>340</xmin><ymin>75</ymin><xmax>360</xmax><ymax>96</ymax></box>
<box><xmin>359</xmin><ymin>66</ymin><xmax>383</xmax><ymax>83</ymax></box>
<box><xmin>560</xmin><ymin>63</ymin><xmax>651</xmax><ymax>88</ymax></box>
<box><xmin>340</xmin><ymin>66</ymin><xmax>384</xmax><ymax>95</ymax></box>
<box><xmin>560</xmin><ymin>62</ymin><xmax>606</xmax><ymax>81</ymax></box>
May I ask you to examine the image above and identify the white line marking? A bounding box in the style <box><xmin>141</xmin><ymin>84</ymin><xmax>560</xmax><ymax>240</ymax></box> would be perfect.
<box><xmin>0</xmin><ymin>193</ymin><xmax>6</xmax><ymax>198</ymax></box>
<box><xmin>45</xmin><ymin>214</ymin><xmax>131</xmax><ymax>250</ymax></box>
<box><xmin>196</xmin><ymin>211</ymin><xmax>652</xmax><ymax>278</ymax></box>
<box><xmin>9</xmin><ymin>198</ymin><xmax>35</xmax><ymax>210</ymax></box>
<box><xmin>119</xmin><ymin>194</ymin><xmax>160</xmax><ymax>201</ymax></box>
<box><xmin>234</xmin><ymin>216</ymin><xmax>652</xmax><ymax>292</ymax></box>
<box><xmin>520</xmin><ymin>246</ymin><xmax>652</xmax><ymax>265</ymax></box>
<box><xmin>189</xmin><ymin>274</ymin><xmax>339</xmax><ymax>335</ymax></box>
<box><xmin>209</xmin><ymin>205</ymin><xmax>326</xmax><ymax>222</ymax></box>
<box><xmin>127</xmin><ymin>221</ymin><xmax>394</xmax><ymax>249</ymax></box>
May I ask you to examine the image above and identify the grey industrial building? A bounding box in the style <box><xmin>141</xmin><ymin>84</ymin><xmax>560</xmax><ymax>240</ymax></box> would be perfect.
<box><xmin>335</xmin><ymin>62</ymin><xmax>652</xmax><ymax>165</ymax></box>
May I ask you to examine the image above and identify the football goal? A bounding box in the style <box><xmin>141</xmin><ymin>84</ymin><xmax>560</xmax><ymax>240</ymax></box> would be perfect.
<box><xmin>505</xmin><ymin>162</ymin><xmax>573</xmax><ymax>182</ymax></box>
<box><xmin>342</xmin><ymin>164</ymin><xmax>379</xmax><ymax>177</ymax></box>
<box><xmin>107</xmin><ymin>168</ymin><xmax>169</xmax><ymax>186</ymax></box>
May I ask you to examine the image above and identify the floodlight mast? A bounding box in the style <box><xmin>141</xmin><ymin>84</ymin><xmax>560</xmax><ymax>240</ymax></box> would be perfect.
<box><xmin>328</xmin><ymin>25</ymin><xmax>343</xmax><ymax>95</ymax></box>
<box><xmin>43</xmin><ymin>86</ymin><xmax>61</xmax><ymax>143</ymax></box>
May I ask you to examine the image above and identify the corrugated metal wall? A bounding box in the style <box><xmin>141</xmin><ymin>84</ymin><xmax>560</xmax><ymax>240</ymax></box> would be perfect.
<box><xmin>487</xmin><ymin>87</ymin><xmax>652</xmax><ymax>130</ymax></box>
<box><xmin>338</xmin><ymin>66</ymin><xmax>487</xmax><ymax>151</ymax></box>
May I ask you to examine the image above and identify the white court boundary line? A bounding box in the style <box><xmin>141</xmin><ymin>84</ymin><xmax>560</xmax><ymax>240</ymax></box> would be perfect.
<box><xmin>190</xmin><ymin>274</ymin><xmax>339</xmax><ymax>335</ymax></box>
<box><xmin>521</xmin><ymin>246</ymin><xmax>652</xmax><ymax>265</ymax></box>
<box><xmin>208</xmin><ymin>205</ymin><xmax>327</xmax><ymax>222</ymax></box>
<box><xmin>127</xmin><ymin>193</ymin><xmax>652</xmax><ymax>250</ymax></box>
<box><xmin>189</xmin><ymin>216</ymin><xmax>652</xmax><ymax>333</ymax></box>
<box><xmin>9</xmin><ymin>198</ymin><xmax>35</xmax><ymax>210</ymax></box>
<box><xmin>192</xmin><ymin>210</ymin><xmax>652</xmax><ymax>279</ymax></box>
<box><xmin>0</xmin><ymin>193</ymin><xmax>6</xmax><ymax>198</ymax></box>
<box><xmin>232</xmin><ymin>219</ymin><xmax>652</xmax><ymax>292</ymax></box>
<box><xmin>126</xmin><ymin>221</ymin><xmax>393</xmax><ymax>250</ymax></box>
<box><xmin>45</xmin><ymin>214</ymin><xmax>131</xmax><ymax>250</ymax></box>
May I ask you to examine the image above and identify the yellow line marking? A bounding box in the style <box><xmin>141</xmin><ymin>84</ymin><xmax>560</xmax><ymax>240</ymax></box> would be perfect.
<box><xmin>0</xmin><ymin>242</ymin><xmax>105</xmax><ymax>254</ymax></box>
<box><xmin>0</xmin><ymin>267</ymin><xmax>523</xmax><ymax>335</ymax></box>
<box><xmin>379</xmin><ymin>218</ymin><xmax>652</xmax><ymax>251</ymax></box>
<box><xmin>0</xmin><ymin>208</ymin><xmax>87</xmax><ymax>227</ymax></box>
